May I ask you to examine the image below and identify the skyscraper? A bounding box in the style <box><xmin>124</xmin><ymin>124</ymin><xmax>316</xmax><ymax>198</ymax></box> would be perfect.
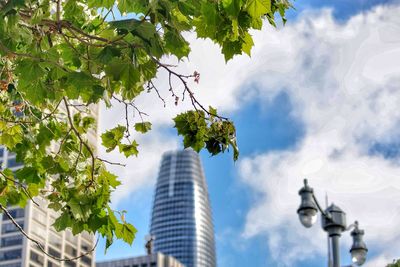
<box><xmin>150</xmin><ymin>149</ymin><xmax>216</xmax><ymax>267</ymax></box>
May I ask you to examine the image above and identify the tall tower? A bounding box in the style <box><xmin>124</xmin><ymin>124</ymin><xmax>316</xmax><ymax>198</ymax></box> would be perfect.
<box><xmin>150</xmin><ymin>149</ymin><xmax>216</xmax><ymax>267</ymax></box>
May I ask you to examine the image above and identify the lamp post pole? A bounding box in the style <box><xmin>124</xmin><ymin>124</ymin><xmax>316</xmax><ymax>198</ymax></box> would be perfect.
<box><xmin>297</xmin><ymin>179</ymin><xmax>368</xmax><ymax>267</ymax></box>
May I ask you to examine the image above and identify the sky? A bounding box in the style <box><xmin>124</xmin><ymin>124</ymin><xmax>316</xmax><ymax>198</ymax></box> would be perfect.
<box><xmin>96</xmin><ymin>0</ymin><xmax>400</xmax><ymax>266</ymax></box>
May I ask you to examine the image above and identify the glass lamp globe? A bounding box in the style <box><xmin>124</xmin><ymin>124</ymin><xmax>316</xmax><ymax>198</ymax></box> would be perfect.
<box><xmin>298</xmin><ymin>208</ymin><xmax>317</xmax><ymax>228</ymax></box>
<box><xmin>351</xmin><ymin>248</ymin><xmax>367</xmax><ymax>266</ymax></box>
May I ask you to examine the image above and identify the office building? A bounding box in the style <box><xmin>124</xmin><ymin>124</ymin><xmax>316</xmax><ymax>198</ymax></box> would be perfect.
<box><xmin>96</xmin><ymin>253</ymin><xmax>184</xmax><ymax>267</ymax></box>
<box><xmin>150</xmin><ymin>149</ymin><xmax>216</xmax><ymax>267</ymax></box>
<box><xmin>0</xmin><ymin>104</ymin><xmax>99</xmax><ymax>267</ymax></box>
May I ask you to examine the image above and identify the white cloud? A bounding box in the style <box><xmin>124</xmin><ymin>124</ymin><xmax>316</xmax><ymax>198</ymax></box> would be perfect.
<box><xmin>229</xmin><ymin>5</ymin><xmax>400</xmax><ymax>266</ymax></box>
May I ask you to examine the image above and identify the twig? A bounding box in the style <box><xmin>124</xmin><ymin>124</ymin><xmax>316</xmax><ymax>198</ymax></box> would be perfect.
<box><xmin>112</xmin><ymin>95</ymin><xmax>149</xmax><ymax>131</ymax></box>
<box><xmin>147</xmin><ymin>81</ymin><xmax>166</xmax><ymax>107</ymax></box>
<box><xmin>152</xmin><ymin>57</ymin><xmax>229</xmax><ymax>120</ymax></box>
<box><xmin>97</xmin><ymin>157</ymin><xmax>126</xmax><ymax>167</ymax></box>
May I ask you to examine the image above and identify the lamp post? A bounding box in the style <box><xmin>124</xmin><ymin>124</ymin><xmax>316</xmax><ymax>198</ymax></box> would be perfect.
<box><xmin>297</xmin><ymin>179</ymin><xmax>368</xmax><ymax>267</ymax></box>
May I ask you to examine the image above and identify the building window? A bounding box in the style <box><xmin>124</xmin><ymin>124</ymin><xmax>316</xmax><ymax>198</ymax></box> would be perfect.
<box><xmin>0</xmin><ymin>248</ymin><xmax>22</xmax><ymax>260</ymax></box>
<box><xmin>65</xmin><ymin>244</ymin><xmax>77</xmax><ymax>257</ymax></box>
<box><xmin>1</xmin><ymin>222</ymin><xmax>23</xmax><ymax>234</ymax></box>
<box><xmin>81</xmin><ymin>255</ymin><xmax>92</xmax><ymax>266</ymax></box>
<box><xmin>0</xmin><ymin>263</ymin><xmax>21</xmax><ymax>267</ymax></box>
<box><xmin>48</xmin><ymin>233</ymin><xmax>62</xmax><ymax>249</ymax></box>
<box><xmin>32</xmin><ymin>209</ymin><xmax>46</xmax><ymax>225</ymax></box>
<box><xmin>48</xmin><ymin>247</ymin><xmax>61</xmax><ymax>258</ymax></box>
<box><xmin>64</xmin><ymin>261</ymin><xmax>76</xmax><ymax>267</ymax></box>
<box><xmin>30</xmin><ymin>251</ymin><xmax>44</xmax><ymax>265</ymax></box>
<box><xmin>1</xmin><ymin>235</ymin><xmax>23</xmax><ymax>247</ymax></box>
<box><xmin>65</xmin><ymin>230</ymin><xmax>78</xmax><ymax>243</ymax></box>
<box><xmin>7</xmin><ymin>157</ymin><xmax>23</xmax><ymax>168</ymax></box>
<box><xmin>47</xmin><ymin>260</ymin><xmax>60</xmax><ymax>267</ymax></box>
<box><xmin>30</xmin><ymin>221</ymin><xmax>46</xmax><ymax>240</ymax></box>
<box><xmin>2</xmin><ymin>209</ymin><xmax>24</xmax><ymax>220</ymax></box>
<box><xmin>80</xmin><ymin>241</ymin><xmax>91</xmax><ymax>252</ymax></box>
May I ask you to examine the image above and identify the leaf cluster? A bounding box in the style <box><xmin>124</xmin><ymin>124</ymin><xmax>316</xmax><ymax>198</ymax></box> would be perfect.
<box><xmin>174</xmin><ymin>108</ymin><xmax>239</xmax><ymax>160</ymax></box>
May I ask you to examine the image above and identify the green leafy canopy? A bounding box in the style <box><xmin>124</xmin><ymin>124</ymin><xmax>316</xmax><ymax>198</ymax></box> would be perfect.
<box><xmin>0</xmin><ymin>0</ymin><xmax>292</xmax><ymax>254</ymax></box>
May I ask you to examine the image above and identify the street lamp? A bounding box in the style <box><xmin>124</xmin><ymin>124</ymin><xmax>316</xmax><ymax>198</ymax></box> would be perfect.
<box><xmin>350</xmin><ymin>221</ymin><xmax>367</xmax><ymax>266</ymax></box>
<box><xmin>297</xmin><ymin>179</ymin><xmax>368</xmax><ymax>267</ymax></box>
<box><xmin>297</xmin><ymin>179</ymin><xmax>318</xmax><ymax>228</ymax></box>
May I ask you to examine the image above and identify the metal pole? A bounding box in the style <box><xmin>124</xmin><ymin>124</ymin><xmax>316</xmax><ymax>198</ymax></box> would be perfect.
<box><xmin>331</xmin><ymin>235</ymin><xmax>340</xmax><ymax>267</ymax></box>
<box><xmin>327</xmin><ymin>235</ymin><xmax>333</xmax><ymax>267</ymax></box>
<box><xmin>326</xmin><ymin>194</ymin><xmax>333</xmax><ymax>267</ymax></box>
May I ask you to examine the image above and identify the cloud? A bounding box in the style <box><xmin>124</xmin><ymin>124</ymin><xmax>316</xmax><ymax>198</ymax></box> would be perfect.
<box><xmin>228</xmin><ymin>4</ymin><xmax>400</xmax><ymax>266</ymax></box>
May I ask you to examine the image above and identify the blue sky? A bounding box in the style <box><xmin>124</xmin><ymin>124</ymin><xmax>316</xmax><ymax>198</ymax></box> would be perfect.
<box><xmin>96</xmin><ymin>1</ymin><xmax>400</xmax><ymax>266</ymax></box>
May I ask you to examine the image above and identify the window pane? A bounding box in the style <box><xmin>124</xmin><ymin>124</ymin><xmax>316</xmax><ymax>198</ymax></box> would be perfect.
<box><xmin>1</xmin><ymin>235</ymin><xmax>23</xmax><ymax>247</ymax></box>
<box><xmin>30</xmin><ymin>251</ymin><xmax>44</xmax><ymax>265</ymax></box>
<box><xmin>2</xmin><ymin>209</ymin><xmax>25</xmax><ymax>220</ymax></box>
<box><xmin>65</xmin><ymin>244</ymin><xmax>77</xmax><ymax>257</ymax></box>
<box><xmin>0</xmin><ymin>249</ymin><xmax>22</xmax><ymax>260</ymax></box>
<box><xmin>1</xmin><ymin>222</ymin><xmax>24</xmax><ymax>234</ymax></box>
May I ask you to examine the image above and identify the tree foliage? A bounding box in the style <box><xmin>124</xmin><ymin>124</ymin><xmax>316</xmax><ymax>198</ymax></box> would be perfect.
<box><xmin>0</xmin><ymin>0</ymin><xmax>292</xmax><ymax>257</ymax></box>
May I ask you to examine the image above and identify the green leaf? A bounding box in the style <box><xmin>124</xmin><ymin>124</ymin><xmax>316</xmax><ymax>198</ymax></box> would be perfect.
<box><xmin>105</xmin><ymin>60</ymin><xmax>143</xmax><ymax>98</ymax></box>
<box><xmin>246</xmin><ymin>0</ymin><xmax>271</xmax><ymax>18</ymax></box>
<box><xmin>222</xmin><ymin>0</ymin><xmax>242</xmax><ymax>18</ymax></box>
<box><xmin>97</xmin><ymin>46</ymin><xmax>122</xmax><ymax>64</ymax></box>
<box><xmin>65</xmin><ymin>72</ymin><xmax>104</xmax><ymax>103</ymax></box>
<box><xmin>134</xmin><ymin>122</ymin><xmax>152</xmax><ymax>133</ymax></box>
<box><xmin>53</xmin><ymin>212</ymin><xmax>73</xmax><ymax>232</ymax></box>
<box><xmin>164</xmin><ymin>30</ymin><xmax>190</xmax><ymax>59</ymax></box>
<box><xmin>0</xmin><ymin>125</ymin><xmax>23</xmax><ymax>149</ymax></box>
<box><xmin>102</xmin><ymin>170</ymin><xmax>121</xmax><ymax>189</ymax></box>
<box><xmin>117</xmin><ymin>0</ymin><xmax>142</xmax><ymax>14</ymax></box>
<box><xmin>120</xmin><ymin>223</ymin><xmax>137</xmax><ymax>244</ymax></box>
<box><xmin>15</xmin><ymin>59</ymin><xmax>45</xmax><ymax>82</ymax></box>
<box><xmin>68</xmin><ymin>198</ymin><xmax>92</xmax><ymax>221</ymax></box>
<box><xmin>88</xmin><ymin>0</ymin><xmax>114</xmax><ymax>9</ymax></box>
<box><xmin>242</xmin><ymin>32</ymin><xmax>254</xmax><ymax>56</ymax></box>
<box><xmin>222</xmin><ymin>40</ymin><xmax>242</xmax><ymax>61</ymax></box>
<box><xmin>15</xmin><ymin>167</ymin><xmax>41</xmax><ymax>184</ymax></box>
<box><xmin>101</xmin><ymin>125</ymin><xmax>126</xmax><ymax>152</ymax></box>
<box><xmin>118</xmin><ymin>142</ymin><xmax>139</xmax><ymax>157</ymax></box>
<box><xmin>48</xmin><ymin>202</ymin><xmax>63</xmax><ymax>211</ymax></box>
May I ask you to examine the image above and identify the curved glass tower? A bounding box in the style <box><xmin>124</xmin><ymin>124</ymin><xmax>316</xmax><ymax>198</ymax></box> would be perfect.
<box><xmin>150</xmin><ymin>149</ymin><xmax>216</xmax><ymax>267</ymax></box>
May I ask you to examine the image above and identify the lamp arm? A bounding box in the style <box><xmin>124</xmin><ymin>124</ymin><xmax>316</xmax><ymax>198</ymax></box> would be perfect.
<box><xmin>346</xmin><ymin>223</ymin><xmax>356</xmax><ymax>232</ymax></box>
<box><xmin>346</xmin><ymin>220</ymin><xmax>360</xmax><ymax>232</ymax></box>
<box><xmin>312</xmin><ymin>193</ymin><xmax>332</xmax><ymax>219</ymax></box>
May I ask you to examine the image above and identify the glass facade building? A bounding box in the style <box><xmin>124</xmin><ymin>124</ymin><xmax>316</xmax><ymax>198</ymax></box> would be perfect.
<box><xmin>150</xmin><ymin>149</ymin><xmax>216</xmax><ymax>267</ymax></box>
